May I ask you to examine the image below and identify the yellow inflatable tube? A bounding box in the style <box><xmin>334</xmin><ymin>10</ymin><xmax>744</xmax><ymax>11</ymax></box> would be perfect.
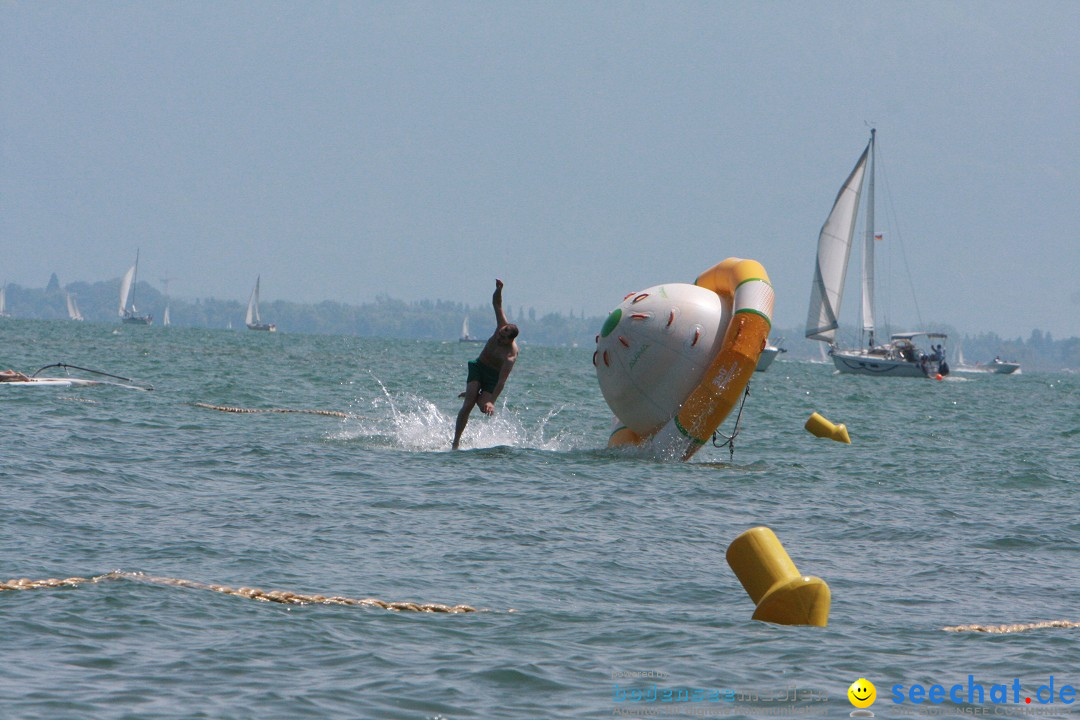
<box><xmin>608</xmin><ymin>258</ymin><xmax>774</xmax><ymax>460</ymax></box>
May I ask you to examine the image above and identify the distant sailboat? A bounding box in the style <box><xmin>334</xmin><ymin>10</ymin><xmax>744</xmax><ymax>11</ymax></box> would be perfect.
<box><xmin>0</xmin><ymin>285</ymin><xmax>9</xmax><ymax>317</ymax></box>
<box><xmin>66</xmin><ymin>292</ymin><xmax>84</xmax><ymax>321</ymax></box>
<box><xmin>459</xmin><ymin>315</ymin><xmax>482</xmax><ymax>343</ymax></box>
<box><xmin>119</xmin><ymin>250</ymin><xmax>152</xmax><ymax>325</ymax></box>
<box><xmin>246</xmin><ymin>275</ymin><xmax>276</xmax><ymax>332</ymax></box>
<box><xmin>162</xmin><ymin>304</ymin><xmax>171</xmax><ymax>327</ymax></box>
<box><xmin>805</xmin><ymin>129</ymin><xmax>946</xmax><ymax>377</ymax></box>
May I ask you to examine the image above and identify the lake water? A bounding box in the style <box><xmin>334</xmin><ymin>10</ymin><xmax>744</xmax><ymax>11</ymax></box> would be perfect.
<box><xmin>2</xmin><ymin>319</ymin><xmax>1078</xmax><ymax>719</ymax></box>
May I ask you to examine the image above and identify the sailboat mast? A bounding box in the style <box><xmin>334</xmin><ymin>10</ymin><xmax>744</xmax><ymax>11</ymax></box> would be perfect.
<box><xmin>861</xmin><ymin>129</ymin><xmax>877</xmax><ymax>348</ymax></box>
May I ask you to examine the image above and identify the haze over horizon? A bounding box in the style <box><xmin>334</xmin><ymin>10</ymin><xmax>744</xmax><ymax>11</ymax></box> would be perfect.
<box><xmin>3</xmin><ymin>2</ymin><xmax>1078</xmax><ymax>339</ymax></box>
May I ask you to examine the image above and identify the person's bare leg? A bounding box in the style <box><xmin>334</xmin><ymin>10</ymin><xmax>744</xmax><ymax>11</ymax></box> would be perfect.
<box><xmin>453</xmin><ymin>381</ymin><xmax>481</xmax><ymax>449</ymax></box>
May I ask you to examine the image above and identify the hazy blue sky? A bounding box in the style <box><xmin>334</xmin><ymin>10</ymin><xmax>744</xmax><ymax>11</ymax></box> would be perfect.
<box><xmin>3</xmin><ymin>1</ymin><xmax>1078</xmax><ymax>339</ymax></box>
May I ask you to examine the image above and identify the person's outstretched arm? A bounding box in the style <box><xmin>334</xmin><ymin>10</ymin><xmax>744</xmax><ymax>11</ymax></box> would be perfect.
<box><xmin>482</xmin><ymin>354</ymin><xmax>517</xmax><ymax>414</ymax></box>
<box><xmin>492</xmin><ymin>279</ymin><xmax>508</xmax><ymax>327</ymax></box>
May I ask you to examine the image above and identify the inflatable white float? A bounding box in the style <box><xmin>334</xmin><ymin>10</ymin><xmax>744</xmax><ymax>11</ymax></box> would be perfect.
<box><xmin>594</xmin><ymin>258</ymin><xmax>774</xmax><ymax>460</ymax></box>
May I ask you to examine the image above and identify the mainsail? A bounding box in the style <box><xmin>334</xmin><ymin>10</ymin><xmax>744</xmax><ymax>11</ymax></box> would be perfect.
<box><xmin>861</xmin><ymin>129</ymin><xmax>877</xmax><ymax>346</ymax></box>
<box><xmin>67</xmin><ymin>292</ymin><xmax>84</xmax><ymax>321</ymax></box>
<box><xmin>118</xmin><ymin>265</ymin><xmax>136</xmax><ymax>318</ymax></box>
<box><xmin>246</xmin><ymin>276</ymin><xmax>262</xmax><ymax>326</ymax></box>
<box><xmin>805</xmin><ymin>141</ymin><xmax>870</xmax><ymax>343</ymax></box>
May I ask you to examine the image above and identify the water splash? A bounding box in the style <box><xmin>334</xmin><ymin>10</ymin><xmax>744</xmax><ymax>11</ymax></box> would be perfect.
<box><xmin>330</xmin><ymin>374</ymin><xmax>579</xmax><ymax>452</ymax></box>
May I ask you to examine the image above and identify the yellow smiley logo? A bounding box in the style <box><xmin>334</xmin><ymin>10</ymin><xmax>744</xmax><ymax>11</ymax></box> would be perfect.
<box><xmin>848</xmin><ymin>678</ymin><xmax>876</xmax><ymax>708</ymax></box>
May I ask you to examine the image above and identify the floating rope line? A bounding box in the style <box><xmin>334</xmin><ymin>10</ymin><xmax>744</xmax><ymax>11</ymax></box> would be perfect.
<box><xmin>943</xmin><ymin>620</ymin><xmax>1080</xmax><ymax>634</ymax></box>
<box><xmin>190</xmin><ymin>402</ymin><xmax>351</xmax><ymax>419</ymax></box>
<box><xmin>1</xmin><ymin>571</ymin><xmax>480</xmax><ymax>613</ymax></box>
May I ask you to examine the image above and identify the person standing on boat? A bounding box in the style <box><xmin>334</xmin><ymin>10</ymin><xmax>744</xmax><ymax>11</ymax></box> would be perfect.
<box><xmin>453</xmin><ymin>279</ymin><xmax>520</xmax><ymax>450</ymax></box>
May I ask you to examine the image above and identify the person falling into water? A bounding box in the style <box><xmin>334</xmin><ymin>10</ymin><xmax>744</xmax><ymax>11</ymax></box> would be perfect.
<box><xmin>452</xmin><ymin>279</ymin><xmax>520</xmax><ymax>449</ymax></box>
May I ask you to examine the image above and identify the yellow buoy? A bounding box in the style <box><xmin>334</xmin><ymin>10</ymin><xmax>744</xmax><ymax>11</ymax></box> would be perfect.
<box><xmin>725</xmin><ymin>526</ymin><xmax>830</xmax><ymax>627</ymax></box>
<box><xmin>805</xmin><ymin>411</ymin><xmax>851</xmax><ymax>443</ymax></box>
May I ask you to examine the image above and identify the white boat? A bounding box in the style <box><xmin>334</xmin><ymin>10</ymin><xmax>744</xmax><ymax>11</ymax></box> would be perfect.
<box><xmin>246</xmin><ymin>275</ymin><xmax>276</xmax><ymax>332</ymax></box>
<box><xmin>805</xmin><ymin>129</ymin><xmax>948</xmax><ymax>378</ymax></box>
<box><xmin>1</xmin><ymin>377</ymin><xmax>101</xmax><ymax>388</ymax></box>
<box><xmin>984</xmin><ymin>358</ymin><xmax>1021</xmax><ymax>374</ymax></box>
<box><xmin>954</xmin><ymin>344</ymin><xmax>1020</xmax><ymax>374</ymax></box>
<box><xmin>755</xmin><ymin>340</ymin><xmax>787</xmax><ymax>371</ymax></box>
<box><xmin>0</xmin><ymin>284</ymin><xmax>9</xmax><ymax>317</ymax></box>
<box><xmin>458</xmin><ymin>315</ymin><xmax>482</xmax><ymax>343</ymax></box>
<box><xmin>66</xmin><ymin>292</ymin><xmax>84</xmax><ymax>321</ymax></box>
<box><xmin>118</xmin><ymin>250</ymin><xmax>153</xmax><ymax>325</ymax></box>
<box><xmin>1</xmin><ymin>363</ymin><xmax>151</xmax><ymax>390</ymax></box>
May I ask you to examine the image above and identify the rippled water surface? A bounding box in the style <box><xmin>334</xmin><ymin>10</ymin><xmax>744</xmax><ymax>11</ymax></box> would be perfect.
<box><xmin>3</xmin><ymin>319</ymin><xmax>1078</xmax><ymax>719</ymax></box>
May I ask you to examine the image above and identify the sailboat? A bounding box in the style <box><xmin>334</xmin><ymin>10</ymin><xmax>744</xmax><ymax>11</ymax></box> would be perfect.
<box><xmin>162</xmin><ymin>304</ymin><xmax>171</xmax><ymax>327</ymax></box>
<box><xmin>66</xmin><ymin>292</ymin><xmax>84</xmax><ymax>321</ymax></box>
<box><xmin>0</xmin><ymin>285</ymin><xmax>9</xmax><ymax>317</ymax></box>
<box><xmin>755</xmin><ymin>338</ymin><xmax>787</xmax><ymax>372</ymax></box>
<box><xmin>245</xmin><ymin>275</ymin><xmax>276</xmax><ymax>332</ymax></box>
<box><xmin>805</xmin><ymin>129</ymin><xmax>947</xmax><ymax>378</ymax></box>
<box><xmin>459</xmin><ymin>315</ymin><xmax>482</xmax><ymax>343</ymax></box>
<box><xmin>118</xmin><ymin>250</ymin><xmax>153</xmax><ymax>325</ymax></box>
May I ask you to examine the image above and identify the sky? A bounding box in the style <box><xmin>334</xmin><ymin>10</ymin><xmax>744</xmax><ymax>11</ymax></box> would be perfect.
<box><xmin>2</xmin><ymin>1</ymin><xmax>1079</xmax><ymax>340</ymax></box>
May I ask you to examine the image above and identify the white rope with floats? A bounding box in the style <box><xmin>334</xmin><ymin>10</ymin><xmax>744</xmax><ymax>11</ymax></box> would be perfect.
<box><xmin>6</xmin><ymin>574</ymin><xmax>1073</xmax><ymax>626</ymax></box>
<box><xmin>190</xmin><ymin>402</ymin><xmax>351</xmax><ymax>419</ymax></box>
<box><xmin>1</xmin><ymin>571</ymin><xmax>482</xmax><ymax>613</ymax></box>
<box><xmin>943</xmin><ymin>620</ymin><xmax>1080</xmax><ymax>634</ymax></box>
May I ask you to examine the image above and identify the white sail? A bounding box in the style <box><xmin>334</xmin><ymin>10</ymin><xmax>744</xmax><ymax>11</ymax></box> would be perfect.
<box><xmin>163</xmin><ymin>304</ymin><xmax>171</xmax><ymax>326</ymax></box>
<box><xmin>67</xmin><ymin>292</ymin><xmax>84</xmax><ymax>321</ymax></box>
<box><xmin>805</xmin><ymin>141</ymin><xmax>870</xmax><ymax>343</ymax></box>
<box><xmin>118</xmin><ymin>265</ymin><xmax>136</xmax><ymax>317</ymax></box>
<box><xmin>462</xmin><ymin>316</ymin><xmax>470</xmax><ymax>338</ymax></box>
<box><xmin>246</xmin><ymin>276</ymin><xmax>261</xmax><ymax>326</ymax></box>
<box><xmin>861</xmin><ymin>129</ymin><xmax>877</xmax><ymax>346</ymax></box>
<box><xmin>0</xmin><ymin>285</ymin><xmax>6</xmax><ymax>315</ymax></box>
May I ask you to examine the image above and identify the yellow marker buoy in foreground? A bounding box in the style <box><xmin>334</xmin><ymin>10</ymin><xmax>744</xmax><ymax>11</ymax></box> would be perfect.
<box><xmin>725</xmin><ymin>526</ymin><xmax>830</xmax><ymax>627</ymax></box>
<box><xmin>805</xmin><ymin>411</ymin><xmax>851</xmax><ymax>443</ymax></box>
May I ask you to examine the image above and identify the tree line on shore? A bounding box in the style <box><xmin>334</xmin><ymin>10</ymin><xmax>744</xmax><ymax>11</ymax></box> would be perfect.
<box><xmin>4</xmin><ymin>275</ymin><xmax>1079</xmax><ymax>371</ymax></box>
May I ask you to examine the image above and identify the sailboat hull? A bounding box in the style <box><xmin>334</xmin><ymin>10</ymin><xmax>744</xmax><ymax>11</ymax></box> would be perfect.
<box><xmin>247</xmin><ymin>323</ymin><xmax>276</xmax><ymax>332</ymax></box>
<box><xmin>122</xmin><ymin>315</ymin><xmax>152</xmax><ymax>325</ymax></box>
<box><xmin>831</xmin><ymin>349</ymin><xmax>944</xmax><ymax>377</ymax></box>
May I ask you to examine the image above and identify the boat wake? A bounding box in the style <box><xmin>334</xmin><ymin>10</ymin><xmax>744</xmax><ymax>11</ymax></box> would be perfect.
<box><xmin>331</xmin><ymin>375</ymin><xmax>579</xmax><ymax>453</ymax></box>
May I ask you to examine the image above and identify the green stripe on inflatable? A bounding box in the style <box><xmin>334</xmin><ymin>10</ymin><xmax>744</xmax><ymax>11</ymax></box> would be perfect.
<box><xmin>673</xmin><ymin>416</ymin><xmax>707</xmax><ymax>445</ymax></box>
<box><xmin>734</xmin><ymin>308</ymin><xmax>773</xmax><ymax>327</ymax></box>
